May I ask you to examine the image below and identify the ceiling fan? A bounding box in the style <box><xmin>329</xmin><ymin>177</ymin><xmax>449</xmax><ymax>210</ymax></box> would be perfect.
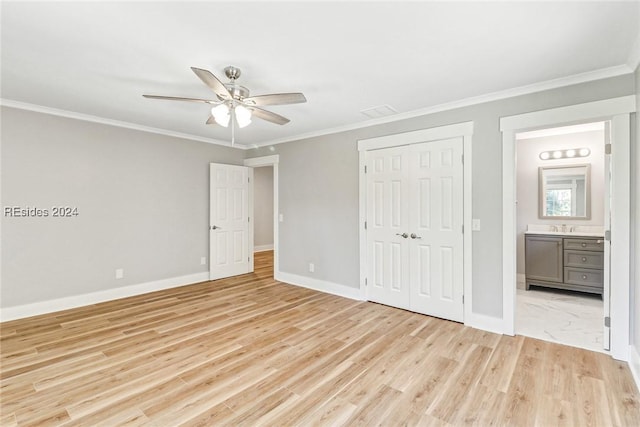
<box><xmin>143</xmin><ymin>66</ymin><xmax>307</xmax><ymax>144</ymax></box>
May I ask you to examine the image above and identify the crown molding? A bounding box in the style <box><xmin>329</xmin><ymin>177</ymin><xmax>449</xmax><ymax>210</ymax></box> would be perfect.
<box><xmin>250</xmin><ymin>64</ymin><xmax>633</xmax><ymax>148</ymax></box>
<box><xmin>2</xmin><ymin>63</ymin><xmax>633</xmax><ymax>151</ymax></box>
<box><xmin>627</xmin><ymin>31</ymin><xmax>640</xmax><ymax>71</ymax></box>
<box><xmin>0</xmin><ymin>99</ymin><xmax>237</xmax><ymax>148</ymax></box>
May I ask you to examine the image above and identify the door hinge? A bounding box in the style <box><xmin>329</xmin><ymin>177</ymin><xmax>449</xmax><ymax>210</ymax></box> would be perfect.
<box><xmin>364</xmin><ymin>221</ymin><xmax>367</xmax><ymax>230</ymax></box>
<box><xmin>605</xmin><ymin>230</ymin><xmax>611</xmax><ymax>241</ymax></box>
<box><xmin>604</xmin><ymin>316</ymin><xmax>610</xmax><ymax>327</ymax></box>
<box><xmin>462</xmin><ymin>224</ymin><xmax>464</xmax><ymax>233</ymax></box>
<box><xmin>605</xmin><ymin>143</ymin><xmax>612</xmax><ymax>155</ymax></box>
<box><xmin>365</xmin><ymin>278</ymin><xmax>368</xmax><ymax>286</ymax></box>
<box><xmin>461</xmin><ymin>154</ymin><xmax>464</xmax><ymax>164</ymax></box>
<box><xmin>462</xmin><ymin>295</ymin><xmax>464</xmax><ymax>304</ymax></box>
<box><xmin>364</xmin><ymin>165</ymin><xmax>368</xmax><ymax>174</ymax></box>
<box><xmin>248</xmin><ymin>217</ymin><xmax>250</xmax><ymax>223</ymax></box>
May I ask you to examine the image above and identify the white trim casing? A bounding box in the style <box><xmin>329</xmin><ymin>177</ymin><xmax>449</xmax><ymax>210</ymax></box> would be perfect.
<box><xmin>358</xmin><ymin>121</ymin><xmax>481</xmax><ymax>329</ymax></box>
<box><xmin>630</xmin><ymin>345</ymin><xmax>640</xmax><ymax>393</ymax></box>
<box><xmin>244</xmin><ymin>155</ymin><xmax>280</xmax><ymax>276</ymax></box>
<box><xmin>500</xmin><ymin>95</ymin><xmax>636</xmax><ymax>361</ymax></box>
<box><xmin>0</xmin><ymin>272</ymin><xmax>210</xmax><ymax>322</ymax></box>
<box><xmin>248</xmin><ymin>167</ymin><xmax>255</xmax><ymax>273</ymax></box>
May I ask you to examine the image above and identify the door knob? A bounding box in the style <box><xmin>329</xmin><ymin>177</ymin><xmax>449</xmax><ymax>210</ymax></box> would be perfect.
<box><xmin>210</xmin><ymin>225</ymin><xmax>222</xmax><ymax>230</ymax></box>
<box><xmin>410</xmin><ymin>233</ymin><xmax>422</xmax><ymax>239</ymax></box>
<box><xmin>396</xmin><ymin>233</ymin><xmax>408</xmax><ymax>238</ymax></box>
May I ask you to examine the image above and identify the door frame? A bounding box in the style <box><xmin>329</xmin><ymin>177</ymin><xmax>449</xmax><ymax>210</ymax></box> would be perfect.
<box><xmin>500</xmin><ymin>95</ymin><xmax>635</xmax><ymax>361</ymax></box>
<box><xmin>358</xmin><ymin>121</ymin><xmax>475</xmax><ymax>326</ymax></box>
<box><xmin>244</xmin><ymin>155</ymin><xmax>280</xmax><ymax>275</ymax></box>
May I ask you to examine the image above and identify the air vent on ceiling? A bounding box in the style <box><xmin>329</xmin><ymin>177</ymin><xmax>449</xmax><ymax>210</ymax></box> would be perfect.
<box><xmin>360</xmin><ymin>104</ymin><xmax>398</xmax><ymax>119</ymax></box>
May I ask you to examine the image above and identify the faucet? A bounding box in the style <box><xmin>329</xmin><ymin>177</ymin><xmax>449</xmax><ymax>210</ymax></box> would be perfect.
<box><xmin>562</xmin><ymin>224</ymin><xmax>567</xmax><ymax>232</ymax></box>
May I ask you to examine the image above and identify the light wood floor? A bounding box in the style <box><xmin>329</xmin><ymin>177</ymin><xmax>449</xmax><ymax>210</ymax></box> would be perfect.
<box><xmin>2</xmin><ymin>251</ymin><xmax>639</xmax><ymax>426</ymax></box>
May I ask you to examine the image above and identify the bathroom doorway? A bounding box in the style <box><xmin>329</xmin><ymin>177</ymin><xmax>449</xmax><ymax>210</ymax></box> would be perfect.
<box><xmin>515</xmin><ymin>121</ymin><xmax>607</xmax><ymax>352</ymax></box>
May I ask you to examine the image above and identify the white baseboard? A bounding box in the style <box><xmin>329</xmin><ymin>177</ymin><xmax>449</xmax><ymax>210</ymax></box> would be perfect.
<box><xmin>254</xmin><ymin>244</ymin><xmax>274</xmax><ymax>252</ymax></box>
<box><xmin>275</xmin><ymin>270</ymin><xmax>364</xmax><ymax>301</ymax></box>
<box><xmin>630</xmin><ymin>345</ymin><xmax>640</xmax><ymax>392</ymax></box>
<box><xmin>517</xmin><ymin>273</ymin><xmax>526</xmax><ymax>290</ymax></box>
<box><xmin>0</xmin><ymin>272</ymin><xmax>210</xmax><ymax>322</ymax></box>
<box><xmin>465</xmin><ymin>312</ymin><xmax>506</xmax><ymax>335</ymax></box>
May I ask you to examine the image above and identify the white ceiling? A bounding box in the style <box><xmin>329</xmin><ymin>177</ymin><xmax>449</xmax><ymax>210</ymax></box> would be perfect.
<box><xmin>2</xmin><ymin>1</ymin><xmax>639</xmax><ymax>149</ymax></box>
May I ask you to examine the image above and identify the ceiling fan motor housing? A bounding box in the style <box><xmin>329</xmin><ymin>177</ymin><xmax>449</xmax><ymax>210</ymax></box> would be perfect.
<box><xmin>224</xmin><ymin>84</ymin><xmax>250</xmax><ymax>101</ymax></box>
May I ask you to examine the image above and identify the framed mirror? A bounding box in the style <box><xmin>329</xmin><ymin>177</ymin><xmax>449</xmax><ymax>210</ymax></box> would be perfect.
<box><xmin>539</xmin><ymin>164</ymin><xmax>591</xmax><ymax>219</ymax></box>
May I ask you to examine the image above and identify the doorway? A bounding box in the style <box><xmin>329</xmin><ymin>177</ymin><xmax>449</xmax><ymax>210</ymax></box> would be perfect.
<box><xmin>500</xmin><ymin>95</ymin><xmax>634</xmax><ymax>361</ymax></box>
<box><xmin>514</xmin><ymin>122</ymin><xmax>607</xmax><ymax>352</ymax></box>
<box><xmin>244</xmin><ymin>155</ymin><xmax>280</xmax><ymax>278</ymax></box>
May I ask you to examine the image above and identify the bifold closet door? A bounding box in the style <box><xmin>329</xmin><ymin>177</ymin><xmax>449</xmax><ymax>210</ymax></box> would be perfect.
<box><xmin>366</xmin><ymin>138</ymin><xmax>464</xmax><ymax>322</ymax></box>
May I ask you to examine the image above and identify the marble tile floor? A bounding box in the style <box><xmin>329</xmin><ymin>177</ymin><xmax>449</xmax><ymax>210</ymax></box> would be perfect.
<box><xmin>516</xmin><ymin>287</ymin><xmax>604</xmax><ymax>353</ymax></box>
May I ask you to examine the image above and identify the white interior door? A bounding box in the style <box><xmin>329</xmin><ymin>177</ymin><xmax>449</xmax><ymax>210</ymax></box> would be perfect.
<box><xmin>366</xmin><ymin>138</ymin><xmax>464</xmax><ymax>322</ymax></box>
<box><xmin>603</xmin><ymin>121</ymin><xmax>611</xmax><ymax>350</ymax></box>
<box><xmin>209</xmin><ymin>163</ymin><xmax>250</xmax><ymax>281</ymax></box>
<box><xmin>366</xmin><ymin>146</ymin><xmax>411</xmax><ymax>310</ymax></box>
<box><xmin>408</xmin><ymin>139</ymin><xmax>464</xmax><ymax>321</ymax></box>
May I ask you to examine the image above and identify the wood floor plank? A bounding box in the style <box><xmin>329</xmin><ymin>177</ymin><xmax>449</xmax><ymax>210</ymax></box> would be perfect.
<box><xmin>1</xmin><ymin>250</ymin><xmax>639</xmax><ymax>426</ymax></box>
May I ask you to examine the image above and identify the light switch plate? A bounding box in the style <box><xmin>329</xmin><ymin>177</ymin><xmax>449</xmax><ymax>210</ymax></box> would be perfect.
<box><xmin>472</xmin><ymin>219</ymin><xmax>481</xmax><ymax>231</ymax></box>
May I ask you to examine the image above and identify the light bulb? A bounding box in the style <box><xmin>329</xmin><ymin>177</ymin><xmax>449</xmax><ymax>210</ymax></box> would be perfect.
<box><xmin>565</xmin><ymin>149</ymin><xmax>576</xmax><ymax>158</ymax></box>
<box><xmin>235</xmin><ymin>105</ymin><xmax>252</xmax><ymax>128</ymax></box>
<box><xmin>552</xmin><ymin>151</ymin><xmax>562</xmax><ymax>159</ymax></box>
<box><xmin>211</xmin><ymin>104</ymin><xmax>230</xmax><ymax>127</ymax></box>
<box><xmin>539</xmin><ymin>152</ymin><xmax>550</xmax><ymax>160</ymax></box>
<box><xmin>579</xmin><ymin>148</ymin><xmax>590</xmax><ymax>157</ymax></box>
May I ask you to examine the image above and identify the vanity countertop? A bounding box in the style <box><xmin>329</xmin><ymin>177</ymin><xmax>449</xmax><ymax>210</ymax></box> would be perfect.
<box><xmin>525</xmin><ymin>224</ymin><xmax>604</xmax><ymax>238</ymax></box>
<box><xmin>524</xmin><ymin>231</ymin><xmax>604</xmax><ymax>238</ymax></box>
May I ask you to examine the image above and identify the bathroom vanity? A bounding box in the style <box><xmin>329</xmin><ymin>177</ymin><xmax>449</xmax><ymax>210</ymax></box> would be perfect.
<box><xmin>525</xmin><ymin>231</ymin><xmax>604</xmax><ymax>295</ymax></box>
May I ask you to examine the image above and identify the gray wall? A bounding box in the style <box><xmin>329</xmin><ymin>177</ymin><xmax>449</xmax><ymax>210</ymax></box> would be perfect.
<box><xmin>248</xmin><ymin>74</ymin><xmax>635</xmax><ymax>319</ymax></box>
<box><xmin>2</xmin><ymin>72</ymin><xmax>635</xmax><ymax>320</ymax></box>
<box><xmin>1</xmin><ymin>107</ymin><xmax>244</xmax><ymax>307</ymax></box>
<box><xmin>516</xmin><ymin>130</ymin><xmax>605</xmax><ymax>275</ymax></box>
<box><xmin>253</xmin><ymin>166</ymin><xmax>274</xmax><ymax>249</ymax></box>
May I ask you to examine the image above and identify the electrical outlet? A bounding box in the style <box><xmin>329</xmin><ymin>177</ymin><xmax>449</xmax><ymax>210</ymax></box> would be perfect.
<box><xmin>115</xmin><ymin>268</ymin><xmax>124</xmax><ymax>279</ymax></box>
<box><xmin>309</xmin><ymin>263</ymin><xmax>315</xmax><ymax>273</ymax></box>
<box><xmin>200</xmin><ymin>257</ymin><xmax>207</xmax><ymax>265</ymax></box>
<box><xmin>279</xmin><ymin>213</ymin><xmax>284</xmax><ymax>222</ymax></box>
<box><xmin>472</xmin><ymin>219</ymin><xmax>481</xmax><ymax>231</ymax></box>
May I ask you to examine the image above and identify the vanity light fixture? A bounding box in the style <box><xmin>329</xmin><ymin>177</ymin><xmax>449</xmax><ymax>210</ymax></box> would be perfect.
<box><xmin>539</xmin><ymin>148</ymin><xmax>590</xmax><ymax>160</ymax></box>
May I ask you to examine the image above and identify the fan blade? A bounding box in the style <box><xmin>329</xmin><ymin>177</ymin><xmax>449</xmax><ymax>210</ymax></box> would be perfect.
<box><xmin>243</xmin><ymin>93</ymin><xmax>306</xmax><ymax>106</ymax></box>
<box><xmin>191</xmin><ymin>67</ymin><xmax>231</xmax><ymax>100</ymax></box>
<box><xmin>143</xmin><ymin>94</ymin><xmax>215</xmax><ymax>103</ymax></box>
<box><xmin>249</xmin><ymin>106</ymin><xmax>290</xmax><ymax>125</ymax></box>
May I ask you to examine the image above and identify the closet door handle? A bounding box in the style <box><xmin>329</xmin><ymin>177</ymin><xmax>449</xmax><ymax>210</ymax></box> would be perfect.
<box><xmin>396</xmin><ymin>233</ymin><xmax>408</xmax><ymax>239</ymax></box>
<box><xmin>410</xmin><ymin>233</ymin><xmax>422</xmax><ymax>239</ymax></box>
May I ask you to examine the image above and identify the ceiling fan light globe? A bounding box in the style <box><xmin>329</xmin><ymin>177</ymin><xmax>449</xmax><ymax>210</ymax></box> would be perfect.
<box><xmin>211</xmin><ymin>104</ymin><xmax>230</xmax><ymax>127</ymax></box>
<box><xmin>235</xmin><ymin>105</ymin><xmax>252</xmax><ymax>128</ymax></box>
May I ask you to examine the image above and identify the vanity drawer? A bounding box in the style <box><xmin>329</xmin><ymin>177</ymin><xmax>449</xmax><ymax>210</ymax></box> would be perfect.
<box><xmin>564</xmin><ymin>250</ymin><xmax>604</xmax><ymax>269</ymax></box>
<box><xmin>564</xmin><ymin>267</ymin><xmax>603</xmax><ymax>288</ymax></box>
<box><xmin>563</xmin><ymin>238</ymin><xmax>604</xmax><ymax>252</ymax></box>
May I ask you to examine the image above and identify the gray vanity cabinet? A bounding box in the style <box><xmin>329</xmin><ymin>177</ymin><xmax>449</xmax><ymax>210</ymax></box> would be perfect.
<box><xmin>524</xmin><ymin>235</ymin><xmax>563</xmax><ymax>284</ymax></box>
<box><xmin>525</xmin><ymin>234</ymin><xmax>604</xmax><ymax>295</ymax></box>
